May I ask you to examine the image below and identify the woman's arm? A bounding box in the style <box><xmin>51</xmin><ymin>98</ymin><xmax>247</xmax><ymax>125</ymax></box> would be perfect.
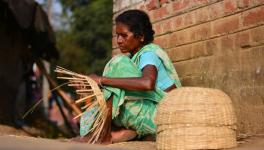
<box><xmin>90</xmin><ymin>65</ymin><xmax>157</xmax><ymax>91</ymax></box>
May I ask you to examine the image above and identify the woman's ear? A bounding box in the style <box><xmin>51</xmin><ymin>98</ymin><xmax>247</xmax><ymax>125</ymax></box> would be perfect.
<box><xmin>135</xmin><ymin>34</ymin><xmax>144</xmax><ymax>43</ymax></box>
<box><xmin>140</xmin><ymin>36</ymin><xmax>144</xmax><ymax>42</ymax></box>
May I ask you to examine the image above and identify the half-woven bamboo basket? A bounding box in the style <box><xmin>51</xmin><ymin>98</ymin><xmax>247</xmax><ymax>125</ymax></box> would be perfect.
<box><xmin>55</xmin><ymin>66</ymin><xmax>108</xmax><ymax>144</ymax></box>
<box><xmin>156</xmin><ymin>87</ymin><xmax>237</xmax><ymax>150</ymax></box>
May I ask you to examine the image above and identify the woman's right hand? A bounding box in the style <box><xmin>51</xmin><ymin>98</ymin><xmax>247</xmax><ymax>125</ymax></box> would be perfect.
<box><xmin>89</xmin><ymin>74</ymin><xmax>102</xmax><ymax>85</ymax></box>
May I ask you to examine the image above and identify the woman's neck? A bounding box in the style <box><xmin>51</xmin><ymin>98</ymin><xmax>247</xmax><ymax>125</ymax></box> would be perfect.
<box><xmin>130</xmin><ymin>45</ymin><xmax>144</xmax><ymax>56</ymax></box>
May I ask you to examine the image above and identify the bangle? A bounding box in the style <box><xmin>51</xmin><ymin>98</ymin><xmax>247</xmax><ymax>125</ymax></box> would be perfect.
<box><xmin>98</xmin><ymin>77</ymin><xmax>105</xmax><ymax>89</ymax></box>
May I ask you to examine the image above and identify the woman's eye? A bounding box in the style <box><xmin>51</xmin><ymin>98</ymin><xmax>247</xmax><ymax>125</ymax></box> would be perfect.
<box><xmin>121</xmin><ymin>34</ymin><xmax>127</xmax><ymax>38</ymax></box>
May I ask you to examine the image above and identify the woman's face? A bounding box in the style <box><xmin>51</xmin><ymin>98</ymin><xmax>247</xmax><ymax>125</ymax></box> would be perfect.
<box><xmin>116</xmin><ymin>22</ymin><xmax>143</xmax><ymax>55</ymax></box>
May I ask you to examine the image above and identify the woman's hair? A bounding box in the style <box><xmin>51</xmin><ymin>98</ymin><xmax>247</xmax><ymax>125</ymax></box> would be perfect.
<box><xmin>115</xmin><ymin>9</ymin><xmax>155</xmax><ymax>45</ymax></box>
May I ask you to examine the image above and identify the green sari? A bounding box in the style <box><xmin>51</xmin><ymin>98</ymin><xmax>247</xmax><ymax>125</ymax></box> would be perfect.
<box><xmin>80</xmin><ymin>43</ymin><xmax>181</xmax><ymax>137</ymax></box>
<box><xmin>102</xmin><ymin>43</ymin><xmax>182</xmax><ymax>137</ymax></box>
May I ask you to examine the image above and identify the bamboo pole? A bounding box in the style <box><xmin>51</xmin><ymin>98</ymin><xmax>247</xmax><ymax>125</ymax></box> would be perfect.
<box><xmin>52</xmin><ymin>91</ymin><xmax>76</xmax><ymax>136</ymax></box>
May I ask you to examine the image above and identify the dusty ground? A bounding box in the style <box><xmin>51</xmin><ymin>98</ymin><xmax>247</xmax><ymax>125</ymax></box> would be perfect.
<box><xmin>0</xmin><ymin>124</ymin><xmax>30</xmax><ymax>136</ymax></box>
<box><xmin>108</xmin><ymin>136</ymin><xmax>264</xmax><ymax>150</ymax></box>
<box><xmin>0</xmin><ymin>125</ymin><xmax>263</xmax><ymax>150</ymax></box>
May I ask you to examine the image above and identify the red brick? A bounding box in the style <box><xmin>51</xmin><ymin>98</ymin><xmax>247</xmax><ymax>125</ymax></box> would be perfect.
<box><xmin>213</xmin><ymin>15</ymin><xmax>240</xmax><ymax>36</ymax></box>
<box><xmin>160</xmin><ymin>0</ymin><xmax>169</xmax><ymax>5</ymax></box>
<box><xmin>239</xmin><ymin>46</ymin><xmax>264</xmax><ymax>72</ymax></box>
<box><xmin>237</xmin><ymin>0</ymin><xmax>250</xmax><ymax>9</ymax></box>
<box><xmin>208</xmin><ymin>55</ymin><xmax>240</xmax><ymax>75</ymax></box>
<box><xmin>220</xmin><ymin>35</ymin><xmax>235</xmax><ymax>53</ymax></box>
<box><xmin>183</xmin><ymin>13</ymin><xmax>195</xmax><ymax>27</ymax></box>
<box><xmin>251</xmin><ymin>26</ymin><xmax>264</xmax><ymax>44</ymax></box>
<box><xmin>238</xmin><ymin>0</ymin><xmax>264</xmax><ymax>9</ymax></box>
<box><xmin>256</xmin><ymin>0</ymin><xmax>264</xmax><ymax>5</ymax></box>
<box><xmin>113</xmin><ymin>13</ymin><xmax>119</xmax><ymax>22</ymax></box>
<box><xmin>153</xmin><ymin>22</ymin><xmax>162</xmax><ymax>35</ymax></box>
<box><xmin>153</xmin><ymin>19</ymin><xmax>173</xmax><ymax>35</ymax></box>
<box><xmin>178</xmin><ymin>30</ymin><xmax>191</xmax><ymax>45</ymax></box>
<box><xmin>174</xmin><ymin>58</ymin><xmax>209</xmax><ymax>77</ymax></box>
<box><xmin>146</xmin><ymin>0</ymin><xmax>160</xmax><ymax>11</ymax></box>
<box><xmin>169</xmin><ymin>32</ymin><xmax>179</xmax><ymax>47</ymax></box>
<box><xmin>243</xmin><ymin>6</ymin><xmax>264</xmax><ymax>27</ymax></box>
<box><xmin>239</xmin><ymin>87</ymin><xmax>264</xmax><ymax>104</ymax></box>
<box><xmin>151</xmin><ymin>5</ymin><xmax>169</xmax><ymax>21</ymax></box>
<box><xmin>190</xmin><ymin>23</ymin><xmax>211</xmax><ymax>42</ymax></box>
<box><xmin>138</xmin><ymin>4</ymin><xmax>146</xmax><ymax>10</ymax></box>
<box><xmin>224</xmin><ymin>0</ymin><xmax>237</xmax><ymax>14</ymax></box>
<box><xmin>112</xmin><ymin>37</ymin><xmax>118</xmax><ymax>49</ymax></box>
<box><xmin>112</xmin><ymin>26</ymin><xmax>116</xmax><ymax>36</ymax></box>
<box><xmin>209</xmin><ymin>1</ymin><xmax>225</xmax><ymax>20</ymax></box>
<box><xmin>191</xmin><ymin>42</ymin><xmax>213</xmax><ymax>58</ymax></box>
<box><xmin>206</xmin><ymin>38</ymin><xmax>220</xmax><ymax>55</ymax></box>
<box><xmin>235</xmin><ymin>31</ymin><xmax>251</xmax><ymax>48</ymax></box>
<box><xmin>172</xmin><ymin>0</ymin><xmax>191</xmax><ymax>13</ymax></box>
<box><xmin>169</xmin><ymin>30</ymin><xmax>190</xmax><ymax>47</ymax></box>
<box><xmin>193</xmin><ymin>0</ymin><xmax>209</xmax><ymax>6</ymax></box>
<box><xmin>154</xmin><ymin>35</ymin><xmax>170</xmax><ymax>48</ymax></box>
<box><xmin>173</xmin><ymin>61</ymin><xmax>193</xmax><ymax>77</ymax></box>
<box><xmin>172</xmin><ymin>16</ymin><xmax>183</xmax><ymax>30</ymax></box>
<box><xmin>194</xmin><ymin>7</ymin><xmax>210</xmax><ymax>23</ymax></box>
<box><xmin>167</xmin><ymin>45</ymin><xmax>192</xmax><ymax>62</ymax></box>
<box><xmin>162</xmin><ymin>19</ymin><xmax>173</xmax><ymax>34</ymax></box>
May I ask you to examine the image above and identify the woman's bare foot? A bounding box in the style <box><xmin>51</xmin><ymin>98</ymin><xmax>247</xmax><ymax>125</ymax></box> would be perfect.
<box><xmin>111</xmin><ymin>129</ymin><xmax>137</xmax><ymax>143</ymax></box>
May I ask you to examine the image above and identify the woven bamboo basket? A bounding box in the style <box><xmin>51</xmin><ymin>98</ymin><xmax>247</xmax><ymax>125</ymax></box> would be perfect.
<box><xmin>55</xmin><ymin>66</ymin><xmax>108</xmax><ymax>144</ymax></box>
<box><xmin>156</xmin><ymin>87</ymin><xmax>237</xmax><ymax>150</ymax></box>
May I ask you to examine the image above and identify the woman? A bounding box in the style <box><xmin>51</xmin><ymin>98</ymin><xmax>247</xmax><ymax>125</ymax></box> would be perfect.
<box><xmin>80</xmin><ymin>9</ymin><xmax>181</xmax><ymax>143</ymax></box>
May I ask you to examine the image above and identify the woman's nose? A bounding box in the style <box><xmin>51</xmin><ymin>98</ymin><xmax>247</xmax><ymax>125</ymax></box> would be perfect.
<box><xmin>117</xmin><ymin>35</ymin><xmax>123</xmax><ymax>44</ymax></box>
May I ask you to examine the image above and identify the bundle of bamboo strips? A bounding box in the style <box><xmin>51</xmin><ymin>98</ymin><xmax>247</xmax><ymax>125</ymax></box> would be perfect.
<box><xmin>54</xmin><ymin>66</ymin><xmax>108</xmax><ymax>144</ymax></box>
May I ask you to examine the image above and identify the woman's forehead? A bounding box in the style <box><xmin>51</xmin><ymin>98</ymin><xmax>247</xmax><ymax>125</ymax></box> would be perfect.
<box><xmin>116</xmin><ymin>23</ymin><xmax>130</xmax><ymax>32</ymax></box>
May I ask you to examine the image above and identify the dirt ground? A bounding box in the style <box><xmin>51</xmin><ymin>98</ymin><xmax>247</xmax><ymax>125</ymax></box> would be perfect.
<box><xmin>0</xmin><ymin>125</ymin><xmax>30</xmax><ymax>136</ymax></box>
<box><xmin>0</xmin><ymin>125</ymin><xmax>263</xmax><ymax>150</ymax></box>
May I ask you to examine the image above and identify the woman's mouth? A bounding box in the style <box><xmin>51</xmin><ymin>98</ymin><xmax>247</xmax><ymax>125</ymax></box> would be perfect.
<box><xmin>119</xmin><ymin>46</ymin><xmax>126</xmax><ymax>50</ymax></box>
<box><xmin>119</xmin><ymin>47</ymin><xmax>129</xmax><ymax>53</ymax></box>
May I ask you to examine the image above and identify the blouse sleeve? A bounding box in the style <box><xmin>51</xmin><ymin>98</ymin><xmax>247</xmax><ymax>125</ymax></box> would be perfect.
<box><xmin>138</xmin><ymin>51</ymin><xmax>161</xmax><ymax>70</ymax></box>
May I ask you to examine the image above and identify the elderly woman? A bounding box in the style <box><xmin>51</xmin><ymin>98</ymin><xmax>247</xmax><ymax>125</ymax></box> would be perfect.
<box><xmin>79</xmin><ymin>9</ymin><xmax>181</xmax><ymax>143</ymax></box>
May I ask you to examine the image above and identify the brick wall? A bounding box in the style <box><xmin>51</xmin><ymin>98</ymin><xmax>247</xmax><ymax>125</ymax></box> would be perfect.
<box><xmin>113</xmin><ymin>0</ymin><xmax>264</xmax><ymax>134</ymax></box>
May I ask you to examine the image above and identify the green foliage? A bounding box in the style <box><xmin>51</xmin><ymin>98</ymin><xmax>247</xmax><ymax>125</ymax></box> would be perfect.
<box><xmin>56</xmin><ymin>31</ymin><xmax>87</xmax><ymax>72</ymax></box>
<box><xmin>56</xmin><ymin>0</ymin><xmax>112</xmax><ymax>74</ymax></box>
<box><xmin>60</xmin><ymin>0</ymin><xmax>91</xmax><ymax>11</ymax></box>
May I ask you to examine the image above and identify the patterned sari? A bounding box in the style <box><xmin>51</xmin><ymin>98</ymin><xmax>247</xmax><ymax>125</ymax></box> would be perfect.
<box><xmin>81</xmin><ymin>43</ymin><xmax>181</xmax><ymax>137</ymax></box>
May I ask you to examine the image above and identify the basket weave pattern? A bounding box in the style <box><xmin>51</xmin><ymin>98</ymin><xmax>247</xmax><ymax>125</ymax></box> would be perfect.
<box><xmin>55</xmin><ymin>66</ymin><xmax>108</xmax><ymax>144</ymax></box>
<box><xmin>156</xmin><ymin>87</ymin><xmax>237</xmax><ymax>150</ymax></box>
